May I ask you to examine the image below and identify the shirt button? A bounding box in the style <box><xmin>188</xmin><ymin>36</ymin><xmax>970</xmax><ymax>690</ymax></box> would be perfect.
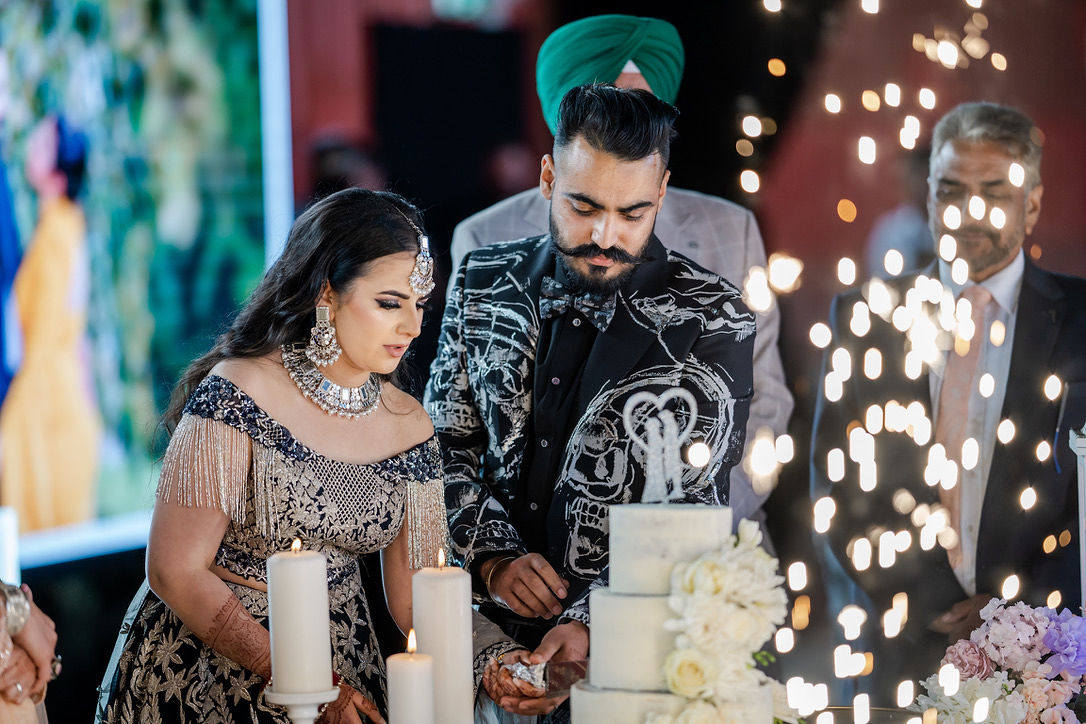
<box><xmin>540</xmin><ymin>439</ymin><xmax>549</xmax><ymax>448</ymax></box>
<box><xmin>571</xmin><ymin>318</ymin><xmax>582</xmax><ymax>327</ymax></box>
<box><xmin>551</xmin><ymin>377</ymin><xmax>560</xmax><ymax>385</ymax></box>
<box><xmin>529</xmin><ymin>502</ymin><xmax>539</xmax><ymax>511</ymax></box>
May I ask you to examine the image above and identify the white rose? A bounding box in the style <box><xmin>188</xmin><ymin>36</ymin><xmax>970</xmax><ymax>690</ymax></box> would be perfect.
<box><xmin>737</xmin><ymin>518</ymin><xmax>763</xmax><ymax>547</ymax></box>
<box><xmin>665</xmin><ymin>648</ymin><xmax>717</xmax><ymax>699</ymax></box>
<box><xmin>689</xmin><ymin>558</ymin><xmax>729</xmax><ymax>595</ymax></box>
<box><xmin>674</xmin><ymin>700</ymin><xmax>721</xmax><ymax>724</ymax></box>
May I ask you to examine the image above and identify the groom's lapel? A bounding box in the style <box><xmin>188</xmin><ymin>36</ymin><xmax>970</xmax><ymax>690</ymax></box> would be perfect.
<box><xmin>574</xmin><ymin>236</ymin><xmax>672</xmax><ymax>422</ymax></box>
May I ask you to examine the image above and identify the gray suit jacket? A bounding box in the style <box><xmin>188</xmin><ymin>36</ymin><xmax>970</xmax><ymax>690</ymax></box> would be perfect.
<box><xmin>450</xmin><ymin>186</ymin><xmax>793</xmax><ymax>528</ymax></box>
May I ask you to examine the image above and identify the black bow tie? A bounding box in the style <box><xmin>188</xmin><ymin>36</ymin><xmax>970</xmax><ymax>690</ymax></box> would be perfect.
<box><xmin>539</xmin><ymin>275</ymin><xmax>617</xmax><ymax>331</ymax></box>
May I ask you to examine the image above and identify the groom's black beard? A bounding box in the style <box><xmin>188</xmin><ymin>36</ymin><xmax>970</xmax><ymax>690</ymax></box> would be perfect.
<box><xmin>549</xmin><ymin>211</ymin><xmax>649</xmax><ymax>295</ymax></box>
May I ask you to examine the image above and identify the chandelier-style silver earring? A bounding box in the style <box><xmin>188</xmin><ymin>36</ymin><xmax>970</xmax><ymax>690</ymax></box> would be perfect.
<box><xmin>305</xmin><ymin>306</ymin><xmax>341</xmax><ymax>367</ymax></box>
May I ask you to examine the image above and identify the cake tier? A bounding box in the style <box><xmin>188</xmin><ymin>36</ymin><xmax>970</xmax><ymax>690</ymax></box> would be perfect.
<box><xmin>588</xmin><ymin>589</ymin><xmax>673</xmax><ymax>692</ymax></box>
<box><xmin>571</xmin><ymin>682</ymin><xmax>685</xmax><ymax>723</ymax></box>
<box><xmin>609</xmin><ymin>504</ymin><xmax>733</xmax><ymax>594</ymax></box>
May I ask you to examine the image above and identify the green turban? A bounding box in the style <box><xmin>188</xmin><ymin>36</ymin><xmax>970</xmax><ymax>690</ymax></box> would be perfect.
<box><xmin>536</xmin><ymin>14</ymin><xmax>685</xmax><ymax>135</ymax></box>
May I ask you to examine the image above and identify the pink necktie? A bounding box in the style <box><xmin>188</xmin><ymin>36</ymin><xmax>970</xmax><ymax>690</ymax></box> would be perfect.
<box><xmin>934</xmin><ymin>285</ymin><xmax>994</xmax><ymax>568</ymax></box>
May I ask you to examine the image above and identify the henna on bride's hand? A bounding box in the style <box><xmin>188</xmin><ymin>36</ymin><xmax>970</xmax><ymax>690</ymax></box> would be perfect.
<box><xmin>352</xmin><ymin>689</ymin><xmax>386</xmax><ymax>724</ymax></box>
<box><xmin>203</xmin><ymin>596</ymin><xmax>271</xmax><ymax>680</ymax></box>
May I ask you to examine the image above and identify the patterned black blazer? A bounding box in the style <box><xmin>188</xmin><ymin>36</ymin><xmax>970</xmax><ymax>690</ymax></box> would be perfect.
<box><xmin>424</xmin><ymin>234</ymin><xmax>755</xmax><ymax>622</ymax></box>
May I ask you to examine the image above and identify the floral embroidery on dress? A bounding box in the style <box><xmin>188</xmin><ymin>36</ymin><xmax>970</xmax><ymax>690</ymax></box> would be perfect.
<box><xmin>98</xmin><ymin>375</ymin><xmax>442</xmax><ymax>723</ymax></box>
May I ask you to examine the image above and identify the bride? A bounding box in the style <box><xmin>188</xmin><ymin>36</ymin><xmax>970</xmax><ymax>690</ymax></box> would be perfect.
<box><xmin>97</xmin><ymin>188</ymin><xmax>515</xmax><ymax>723</ymax></box>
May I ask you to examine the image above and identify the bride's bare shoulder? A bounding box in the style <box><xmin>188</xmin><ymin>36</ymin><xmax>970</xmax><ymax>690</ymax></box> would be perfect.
<box><xmin>381</xmin><ymin>383</ymin><xmax>434</xmax><ymax>444</ymax></box>
<box><xmin>208</xmin><ymin>353</ymin><xmax>287</xmax><ymax>400</ymax></box>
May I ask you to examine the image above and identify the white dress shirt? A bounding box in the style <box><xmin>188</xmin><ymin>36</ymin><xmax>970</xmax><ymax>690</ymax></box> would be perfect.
<box><xmin>931</xmin><ymin>250</ymin><xmax>1024</xmax><ymax>594</ymax></box>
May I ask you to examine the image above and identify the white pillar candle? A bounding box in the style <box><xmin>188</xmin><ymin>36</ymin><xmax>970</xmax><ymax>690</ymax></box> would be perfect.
<box><xmin>267</xmin><ymin>538</ymin><xmax>333</xmax><ymax>693</ymax></box>
<box><xmin>387</xmin><ymin>629</ymin><xmax>434</xmax><ymax>724</ymax></box>
<box><xmin>412</xmin><ymin>550</ymin><xmax>473</xmax><ymax>724</ymax></box>
<box><xmin>0</xmin><ymin>507</ymin><xmax>18</xmax><ymax>585</ymax></box>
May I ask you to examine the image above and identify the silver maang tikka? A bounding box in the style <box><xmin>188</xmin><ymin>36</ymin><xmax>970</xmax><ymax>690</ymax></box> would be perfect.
<box><xmin>394</xmin><ymin>208</ymin><xmax>434</xmax><ymax>297</ymax></box>
<box><xmin>305</xmin><ymin>306</ymin><xmax>341</xmax><ymax>367</ymax></box>
<box><xmin>408</xmin><ymin>234</ymin><xmax>435</xmax><ymax>297</ymax></box>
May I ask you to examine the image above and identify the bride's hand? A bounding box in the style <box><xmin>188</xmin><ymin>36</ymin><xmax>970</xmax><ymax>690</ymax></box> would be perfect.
<box><xmin>316</xmin><ymin>683</ymin><xmax>386</xmax><ymax>724</ymax></box>
<box><xmin>482</xmin><ymin>648</ymin><xmax>544</xmax><ymax>703</ymax></box>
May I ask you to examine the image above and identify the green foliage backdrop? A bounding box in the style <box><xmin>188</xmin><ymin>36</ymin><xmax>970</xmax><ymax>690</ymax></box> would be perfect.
<box><xmin>0</xmin><ymin>0</ymin><xmax>265</xmax><ymax>518</ymax></box>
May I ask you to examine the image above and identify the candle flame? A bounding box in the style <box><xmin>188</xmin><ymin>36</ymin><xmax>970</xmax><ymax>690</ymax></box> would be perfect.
<box><xmin>407</xmin><ymin>628</ymin><xmax>417</xmax><ymax>653</ymax></box>
<box><xmin>291</xmin><ymin>538</ymin><xmax>302</xmax><ymax>553</ymax></box>
<box><xmin>437</xmin><ymin>548</ymin><xmax>446</xmax><ymax>568</ymax></box>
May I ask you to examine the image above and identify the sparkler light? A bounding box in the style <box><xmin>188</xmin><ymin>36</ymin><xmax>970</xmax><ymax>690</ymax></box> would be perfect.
<box><xmin>918</xmin><ymin>88</ymin><xmax>937</xmax><ymax>110</ymax></box>
<box><xmin>1020</xmin><ymin>486</ymin><xmax>1037</xmax><ymax>510</ymax></box>
<box><xmin>763</xmin><ymin>0</ymin><xmax>783</xmax><ymax>11</ymax></box>
<box><xmin>861</xmin><ymin>90</ymin><xmax>881</xmax><ymax>112</ymax></box>
<box><xmin>858</xmin><ymin>136</ymin><xmax>877</xmax><ymax>164</ymax></box>
<box><xmin>864</xmin><ymin>348</ymin><xmax>883</xmax><ymax>379</ymax></box>
<box><xmin>837</xmin><ymin>257</ymin><xmax>857</xmax><ymax>285</ymax></box>
<box><xmin>837</xmin><ymin>199</ymin><xmax>858</xmax><ymax>223</ymax></box>
<box><xmin>938</xmin><ymin>234</ymin><xmax>957</xmax><ymax>262</ymax></box>
<box><xmin>1036</xmin><ymin>441</ymin><xmax>1051</xmax><ymax>462</ymax></box>
<box><xmin>942</xmin><ymin>206</ymin><xmax>962</xmax><ymax>230</ymax></box>
<box><xmin>742</xmin><ymin>115</ymin><xmax>764</xmax><ymax>137</ymax></box>
<box><xmin>1008</xmin><ymin>162</ymin><xmax>1025</xmax><ymax>187</ymax></box>
<box><xmin>824</xmin><ymin>93</ymin><xmax>843</xmax><ymax>114</ymax></box>
<box><xmin>1047</xmin><ymin>590</ymin><xmax>1062</xmax><ymax>608</ymax></box>
<box><xmin>883</xmin><ymin>83</ymin><xmax>901</xmax><ymax>107</ymax></box>
<box><xmin>883</xmin><ymin>249</ymin><xmax>904</xmax><ymax>276</ymax></box>
<box><xmin>1044</xmin><ymin>374</ymin><xmax>1062</xmax><ymax>401</ymax></box>
<box><xmin>814</xmin><ymin>496</ymin><xmax>836</xmax><ymax>532</ymax></box>
<box><xmin>1001</xmin><ymin>574</ymin><xmax>1020</xmax><ymax>599</ymax></box>
<box><xmin>740</xmin><ymin>169</ymin><xmax>761</xmax><ymax>193</ymax></box>
<box><xmin>897</xmin><ymin>681</ymin><xmax>915</xmax><ymax>707</ymax></box>
<box><xmin>939</xmin><ymin>664</ymin><xmax>961</xmax><ymax>696</ymax></box>
<box><xmin>788</xmin><ymin>562</ymin><xmax>808</xmax><ymax>591</ymax></box>
<box><xmin>997</xmin><ymin>418</ymin><xmax>1016</xmax><ymax>444</ymax></box>
<box><xmin>991</xmin><ymin>52</ymin><xmax>1007</xmax><ymax>71</ymax></box>
<box><xmin>810</xmin><ymin>322</ymin><xmax>832</xmax><ymax>348</ymax></box>
<box><xmin>776</xmin><ymin>627</ymin><xmax>795</xmax><ymax>653</ymax></box>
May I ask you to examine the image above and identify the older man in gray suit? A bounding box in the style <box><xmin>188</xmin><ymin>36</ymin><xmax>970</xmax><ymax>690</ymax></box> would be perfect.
<box><xmin>450</xmin><ymin>15</ymin><xmax>792</xmax><ymax>534</ymax></box>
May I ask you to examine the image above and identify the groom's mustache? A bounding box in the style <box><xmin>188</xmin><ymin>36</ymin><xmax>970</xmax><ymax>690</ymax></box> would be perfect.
<box><xmin>557</xmin><ymin>243</ymin><xmax>644</xmax><ymax>265</ymax></box>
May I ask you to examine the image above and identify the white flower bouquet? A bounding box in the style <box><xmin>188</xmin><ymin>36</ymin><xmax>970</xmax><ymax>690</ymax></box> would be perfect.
<box><xmin>646</xmin><ymin>519</ymin><xmax>798</xmax><ymax>723</ymax></box>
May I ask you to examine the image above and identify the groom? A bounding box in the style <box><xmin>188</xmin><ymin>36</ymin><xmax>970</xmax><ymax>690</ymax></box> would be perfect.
<box><xmin>425</xmin><ymin>83</ymin><xmax>755</xmax><ymax>716</ymax></box>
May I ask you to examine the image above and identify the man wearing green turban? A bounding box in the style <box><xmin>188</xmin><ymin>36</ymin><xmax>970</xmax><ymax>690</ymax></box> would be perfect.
<box><xmin>535</xmin><ymin>14</ymin><xmax>684</xmax><ymax>135</ymax></box>
<box><xmin>451</xmin><ymin>15</ymin><xmax>792</xmax><ymax>556</ymax></box>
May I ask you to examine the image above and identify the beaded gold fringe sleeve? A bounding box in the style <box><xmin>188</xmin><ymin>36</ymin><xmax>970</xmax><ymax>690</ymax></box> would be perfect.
<box><xmin>155</xmin><ymin>414</ymin><xmax>281</xmax><ymax>536</ymax></box>
<box><xmin>407</xmin><ymin>473</ymin><xmax>451</xmax><ymax>570</ymax></box>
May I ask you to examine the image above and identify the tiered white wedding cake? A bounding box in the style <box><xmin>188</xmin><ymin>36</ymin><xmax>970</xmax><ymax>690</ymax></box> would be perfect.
<box><xmin>571</xmin><ymin>503</ymin><xmax>780</xmax><ymax>723</ymax></box>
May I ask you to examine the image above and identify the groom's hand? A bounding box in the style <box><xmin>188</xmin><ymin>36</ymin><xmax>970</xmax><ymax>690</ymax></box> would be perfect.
<box><xmin>485</xmin><ymin>553</ymin><xmax>569</xmax><ymax>619</ymax></box>
<box><xmin>530</xmin><ymin>621</ymin><xmax>589</xmax><ymax>665</ymax></box>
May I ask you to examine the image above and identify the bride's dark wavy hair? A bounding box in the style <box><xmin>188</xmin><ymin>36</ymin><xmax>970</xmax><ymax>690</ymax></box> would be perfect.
<box><xmin>163</xmin><ymin>187</ymin><xmax>426</xmax><ymax>432</ymax></box>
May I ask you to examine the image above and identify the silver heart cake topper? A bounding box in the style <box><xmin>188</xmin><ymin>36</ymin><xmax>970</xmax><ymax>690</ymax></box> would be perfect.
<box><xmin>622</xmin><ymin>387</ymin><xmax>699</xmax><ymax>503</ymax></box>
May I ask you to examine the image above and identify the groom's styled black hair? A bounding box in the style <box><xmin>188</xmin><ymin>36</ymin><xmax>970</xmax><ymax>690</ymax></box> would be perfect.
<box><xmin>553</xmin><ymin>83</ymin><xmax>679</xmax><ymax>167</ymax></box>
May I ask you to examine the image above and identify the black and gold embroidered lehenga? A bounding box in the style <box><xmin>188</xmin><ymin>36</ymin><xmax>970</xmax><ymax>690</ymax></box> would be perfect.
<box><xmin>96</xmin><ymin>374</ymin><xmax>455</xmax><ymax>723</ymax></box>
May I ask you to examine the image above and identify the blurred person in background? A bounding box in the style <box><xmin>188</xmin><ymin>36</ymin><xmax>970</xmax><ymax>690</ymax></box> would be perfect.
<box><xmin>0</xmin><ymin>57</ymin><xmax>22</xmax><ymax>407</ymax></box>
<box><xmin>812</xmin><ymin>102</ymin><xmax>1086</xmax><ymax>703</ymax></box>
<box><xmin>0</xmin><ymin>580</ymin><xmax>60</xmax><ymax>720</ymax></box>
<box><xmin>865</xmin><ymin>147</ymin><xmax>934</xmax><ymax>280</ymax></box>
<box><xmin>0</xmin><ymin>114</ymin><xmax>99</xmax><ymax>532</ymax></box>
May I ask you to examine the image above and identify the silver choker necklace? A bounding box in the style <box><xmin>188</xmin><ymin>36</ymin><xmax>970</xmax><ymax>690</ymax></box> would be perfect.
<box><xmin>281</xmin><ymin>344</ymin><xmax>382</xmax><ymax>419</ymax></box>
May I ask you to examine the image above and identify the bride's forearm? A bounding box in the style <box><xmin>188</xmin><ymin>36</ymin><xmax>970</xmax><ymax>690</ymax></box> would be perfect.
<box><xmin>150</xmin><ymin>567</ymin><xmax>271</xmax><ymax>680</ymax></box>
